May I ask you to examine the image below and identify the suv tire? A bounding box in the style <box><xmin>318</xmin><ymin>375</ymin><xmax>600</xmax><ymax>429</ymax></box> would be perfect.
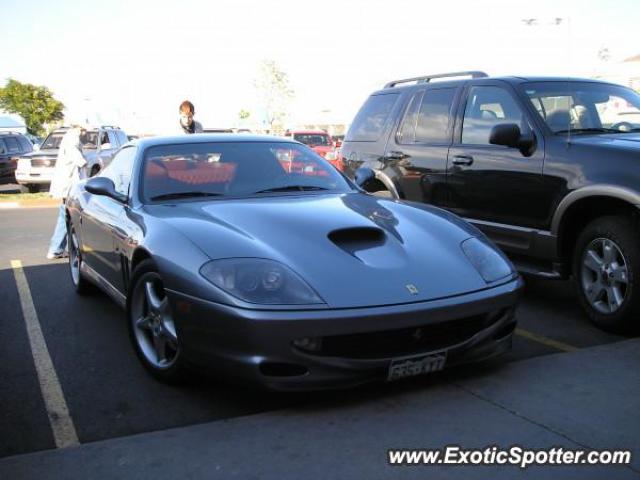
<box><xmin>573</xmin><ymin>215</ymin><xmax>639</xmax><ymax>333</ymax></box>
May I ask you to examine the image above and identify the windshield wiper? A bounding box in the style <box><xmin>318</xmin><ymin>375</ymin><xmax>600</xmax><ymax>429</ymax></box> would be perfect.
<box><xmin>150</xmin><ymin>191</ymin><xmax>223</xmax><ymax>201</ymax></box>
<box><xmin>253</xmin><ymin>185</ymin><xmax>330</xmax><ymax>194</ymax></box>
<box><xmin>555</xmin><ymin>128</ymin><xmax>620</xmax><ymax>134</ymax></box>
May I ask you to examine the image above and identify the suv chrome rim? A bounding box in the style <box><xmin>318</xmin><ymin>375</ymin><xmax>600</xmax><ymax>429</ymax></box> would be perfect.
<box><xmin>131</xmin><ymin>274</ymin><xmax>179</xmax><ymax>369</ymax></box>
<box><xmin>69</xmin><ymin>230</ymin><xmax>80</xmax><ymax>286</ymax></box>
<box><xmin>581</xmin><ymin>238</ymin><xmax>628</xmax><ymax>314</ymax></box>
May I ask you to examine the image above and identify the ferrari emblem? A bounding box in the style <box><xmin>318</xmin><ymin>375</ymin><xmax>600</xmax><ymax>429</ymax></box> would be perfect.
<box><xmin>406</xmin><ymin>284</ymin><xmax>419</xmax><ymax>295</ymax></box>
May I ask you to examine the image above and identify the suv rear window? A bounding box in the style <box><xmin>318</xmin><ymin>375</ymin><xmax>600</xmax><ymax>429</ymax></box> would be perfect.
<box><xmin>346</xmin><ymin>93</ymin><xmax>399</xmax><ymax>142</ymax></box>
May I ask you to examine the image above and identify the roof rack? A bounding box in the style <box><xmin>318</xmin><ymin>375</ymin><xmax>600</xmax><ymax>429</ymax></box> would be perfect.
<box><xmin>0</xmin><ymin>130</ymin><xmax>23</xmax><ymax>135</ymax></box>
<box><xmin>384</xmin><ymin>71</ymin><xmax>489</xmax><ymax>88</ymax></box>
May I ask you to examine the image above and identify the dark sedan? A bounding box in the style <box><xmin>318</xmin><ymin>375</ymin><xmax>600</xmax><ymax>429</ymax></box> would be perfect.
<box><xmin>66</xmin><ymin>135</ymin><xmax>522</xmax><ymax>390</ymax></box>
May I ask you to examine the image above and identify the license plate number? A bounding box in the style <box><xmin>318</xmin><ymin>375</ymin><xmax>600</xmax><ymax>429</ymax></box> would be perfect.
<box><xmin>387</xmin><ymin>352</ymin><xmax>447</xmax><ymax>381</ymax></box>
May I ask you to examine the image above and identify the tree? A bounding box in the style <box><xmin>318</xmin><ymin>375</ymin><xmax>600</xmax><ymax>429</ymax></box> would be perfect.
<box><xmin>238</xmin><ymin>109</ymin><xmax>251</xmax><ymax>121</ymax></box>
<box><xmin>254</xmin><ymin>60</ymin><xmax>294</xmax><ymax>133</ymax></box>
<box><xmin>0</xmin><ymin>78</ymin><xmax>64</xmax><ymax>136</ymax></box>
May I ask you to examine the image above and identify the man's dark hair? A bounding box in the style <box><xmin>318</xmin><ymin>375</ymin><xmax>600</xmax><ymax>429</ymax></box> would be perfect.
<box><xmin>179</xmin><ymin>100</ymin><xmax>195</xmax><ymax>114</ymax></box>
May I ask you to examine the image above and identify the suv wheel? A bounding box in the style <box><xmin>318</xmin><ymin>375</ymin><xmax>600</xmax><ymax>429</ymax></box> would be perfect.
<box><xmin>90</xmin><ymin>165</ymin><xmax>101</xmax><ymax>177</ymax></box>
<box><xmin>573</xmin><ymin>215</ymin><xmax>639</xmax><ymax>333</ymax></box>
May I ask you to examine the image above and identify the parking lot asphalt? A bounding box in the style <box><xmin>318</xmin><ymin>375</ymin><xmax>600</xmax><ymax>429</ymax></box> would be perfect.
<box><xmin>0</xmin><ymin>207</ymin><xmax>633</xmax><ymax>467</ymax></box>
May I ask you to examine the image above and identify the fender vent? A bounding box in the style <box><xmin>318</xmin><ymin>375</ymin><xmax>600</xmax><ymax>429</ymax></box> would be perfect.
<box><xmin>328</xmin><ymin>227</ymin><xmax>385</xmax><ymax>255</ymax></box>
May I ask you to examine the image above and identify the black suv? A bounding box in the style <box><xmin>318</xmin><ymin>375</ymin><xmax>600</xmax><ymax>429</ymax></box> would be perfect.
<box><xmin>0</xmin><ymin>131</ymin><xmax>33</xmax><ymax>184</ymax></box>
<box><xmin>342</xmin><ymin>71</ymin><xmax>640</xmax><ymax>333</ymax></box>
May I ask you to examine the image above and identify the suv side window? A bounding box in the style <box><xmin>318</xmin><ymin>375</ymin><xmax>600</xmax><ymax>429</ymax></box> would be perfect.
<box><xmin>415</xmin><ymin>88</ymin><xmax>456</xmax><ymax>143</ymax></box>
<box><xmin>116</xmin><ymin>130</ymin><xmax>128</xmax><ymax>146</ymax></box>
<box><xmin>346</xmin><ymin>93</ymin><xmax>400</xmax><ymax>142</ymax></box>
<box><xmin>5</xmin><ymin>136</ymin><xmax>21</xmax><ymax>154</ymax></box>
<box><xmin>0</xmin><ymin>139</ymin><xmax>6</xmax><ymax>154</ymax></box>
<box><xmin>107</xmin><ymin>130</ymin><xmax>119</xmax><ymax>147</ymax></box>
<box><xmin>17</xmin><ymin>136</ymin><xmax>32</xmax><ymax>152</ymax></box>
<box><xmin>462</xmin><ymin>86</ymin><xmax>525</xmax><ymax>145</ymax></box>
<box><xmin>99</xmin><ymin>146</ymin><xmax>136</xmax><ymax>196</ymax></box>
<box><xmin>397</xmin><ymin>91</ymin><xmax>423</xmax><ymax>144</ymax></box>
<box><xmin>99</xmin><ymin>131</ymin><xmax>110</xmax><ymax>147</ymax></box>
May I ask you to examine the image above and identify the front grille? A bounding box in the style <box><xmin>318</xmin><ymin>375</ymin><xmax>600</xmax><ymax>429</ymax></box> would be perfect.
<box><xmin>311</xmin><ymin>311</ymin><xmax>504</xmax><ymax>359</ymax></box>
<box><xmin>30</xmin><ymin>157</ymin><xmax>56</xmax><ymax>167</ymax></box>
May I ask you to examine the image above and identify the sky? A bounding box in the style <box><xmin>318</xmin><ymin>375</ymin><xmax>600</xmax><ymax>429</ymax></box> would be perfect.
<box><xmin>1</xmin><ymin>0</ymin><xmax>639</xmax><ymax>134</ymax></box>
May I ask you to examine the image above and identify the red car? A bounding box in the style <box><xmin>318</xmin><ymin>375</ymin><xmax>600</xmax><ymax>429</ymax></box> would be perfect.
<box><xmin>285</xmin><ymin>130</ymin><xmax>343</xmax><ymax>171</ymax></box>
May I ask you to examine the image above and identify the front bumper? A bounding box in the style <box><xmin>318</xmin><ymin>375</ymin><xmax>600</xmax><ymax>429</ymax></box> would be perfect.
<box><xmin>167</xmin><ymin>277</ymin><xmax>523</xmax><ymax>391</ymax></box>
<box><xmin>15</xmin><ymin>169</ymin><xmax>54</xmax><ymax>185</ymax></box>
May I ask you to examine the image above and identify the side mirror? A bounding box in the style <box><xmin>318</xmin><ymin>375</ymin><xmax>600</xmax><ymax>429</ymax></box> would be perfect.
<box><xmin>85</xmin><ymin>176</ymin><xmax>126</xmax><ymax>203</ymax></box>
<box><xmin>354</xmin><ymin>167</ymin><xmax>376</xmax><ymax>189</ymax></box>
<box><xmin>489</xmin><ymin>123</ymin><xmax>536</xmax><ymax>157</ymax></box>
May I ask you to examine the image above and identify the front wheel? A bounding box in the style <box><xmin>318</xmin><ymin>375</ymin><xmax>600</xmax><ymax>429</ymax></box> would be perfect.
<box><xmin>573</xmin><ymin>215</ymin><xmax>639</xmax><ymax>333</ymax></box>
<box><xmin>127</xmin><ymin>260</ymin><xmax>188</xmax><ymax>384</ymax></box>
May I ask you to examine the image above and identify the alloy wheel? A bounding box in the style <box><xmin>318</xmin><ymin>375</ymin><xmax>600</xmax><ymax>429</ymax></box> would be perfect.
<box><xmin>131</xmin><ymin>274</ymin><xmax>179</xmax><ymax>369</ymax></box>
<box><xmin>580</xmin><ymin>238</ymin><xmax>628</xmax><ymax>314</ymax></box>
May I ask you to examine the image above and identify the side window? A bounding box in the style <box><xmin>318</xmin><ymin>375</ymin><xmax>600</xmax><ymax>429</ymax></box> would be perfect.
<box><xmin>415</xmin><ymin>88</ymin><xmax>456</xmax><ymax>143</ymax></box>
<box><xmin>17</xmin><ymin>136</ymin><xmax>32</xmax><ymax>152</ymax></box>
<box><xmin>100</xmin><ymin>147</ymin><xmax>136</xmax><ymax>196</ymax></box>
<box><xmin>462</xmin><ymin>86</ymin><xmax>525</xmax><ymax>145</ymax></box>
<box><xmin>0</xmin><ymin>139</ymin><xmax>6</xmax><ymax>154</ymax></box>
<box><xmin>5</xmin><ymin>137</ymin><xmax>21</xmax><ymax>153</ymax></box>
<box><xmin>116</xmin><ymin>130</ymin><xmax>128</xmax><ymax>145</ymax></box>
<box><xmin>107</xmin><ymin>131</ymin><xmax>119</xmax><ymax>147</ymax></box>
<box><xmin>99</xmin><ymin>131</ymin><xmax>110</xmax><ymax>147</ymax></box>
<box><xmin>397</xmin><ymin>91</ymin><xmax>423</xmax><ymax>144</ymax></box>
<box><xmin>346</xmin><ymin>93</ymin><xmax>400</xmax><ymax>142</ymax></box>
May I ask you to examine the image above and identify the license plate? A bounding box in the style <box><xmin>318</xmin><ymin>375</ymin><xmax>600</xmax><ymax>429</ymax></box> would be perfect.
<box><xmin>387</xmin><ymin>351</ymin><xmax>447</xmax><ymax>381</ymax></box>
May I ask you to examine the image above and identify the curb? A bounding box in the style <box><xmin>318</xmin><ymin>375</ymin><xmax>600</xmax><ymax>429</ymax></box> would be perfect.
<box><xmin>0</xmin><ymin>199</ymin><xmax>60</xmax><ymax>209</ymax></box>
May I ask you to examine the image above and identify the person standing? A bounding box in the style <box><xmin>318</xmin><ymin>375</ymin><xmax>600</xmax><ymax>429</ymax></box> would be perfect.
<box><xmin>178</xmin><ymin>100</ymin><xmax>203</xmax><ymax>134</ymax></box>
<box><xmin>46</xmin><ymin>127</ymin><xmax>87</xmax><ymax>259</ymax></box>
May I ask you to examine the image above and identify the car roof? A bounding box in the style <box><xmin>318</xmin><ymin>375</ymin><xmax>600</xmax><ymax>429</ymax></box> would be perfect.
<box><xmin>373</xmin><ymin>75</ymin><xmax>620</xmax><ymax>95</ymax></box>
<box><xmin>133</xmin><ymin>134</ymin><xmax>298</xmax><ymax>149</ymax></box>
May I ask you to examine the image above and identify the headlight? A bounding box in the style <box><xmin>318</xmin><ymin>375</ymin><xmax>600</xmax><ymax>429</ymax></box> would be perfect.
<box><xmin>461</xmin><ymin>237</ymin><xmax>514</xmax><ymax>283</ymax></box>
<box><xmin>200</xmin><ymin>258</ymin><xmax>324</xmax><ymax>305</ymax></box>
<box><xmin>17</xmin><ymin>158</ymin><xmax>31</xmax><ymax>171</ymax></box>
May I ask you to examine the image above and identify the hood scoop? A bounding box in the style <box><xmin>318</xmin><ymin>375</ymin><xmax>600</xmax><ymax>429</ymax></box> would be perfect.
<box><xmin>328</xmin><ymin>227</ymin><xmax>386</xmax><ymax>255</ymax></box>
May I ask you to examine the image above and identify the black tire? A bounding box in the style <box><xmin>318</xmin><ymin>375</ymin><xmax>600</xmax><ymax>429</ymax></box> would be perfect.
<box><xmin>127</xmin><ymin>259</ymin><xmax>189</xmax><ymax>384</ymax></box>
<box><xmin>67</xmin><ymin>225</ymin><xmax>93</xmax><ymax>295</ymax></box>
<box><xmin>90</xmin><ymin>165</ymin><xmax>100</xmax><ymax>177</ymax></box>
<box><xmin>573</xmin><ymin>215</ymin><xmax>639</xmax><ymax>334</ymax></box>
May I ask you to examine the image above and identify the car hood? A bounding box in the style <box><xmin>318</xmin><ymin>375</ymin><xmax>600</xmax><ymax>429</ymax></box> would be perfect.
<box><xmin>145</xmin><ymin>193</ymin><xmax>498</xmax><ymax>308</ymax></box>
<box><xmin>570</xmin><ymin>132</ymin><xmax>640</xmax><ymax>150</ymax></box>
<box><xmin>22</xmin><ymin>149</ymin><xmax>59</xmax><ymax>159</ymax></box>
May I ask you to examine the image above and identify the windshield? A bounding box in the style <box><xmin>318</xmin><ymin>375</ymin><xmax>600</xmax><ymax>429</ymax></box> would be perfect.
<box><xmin>40</xmin><ymin>132</ymin><xmax>65</xmax><ymax>150</ymax></box>
<box><xmin>142</xmin><ymin>141</ymin><xmax>352</xmax><ymax>202</ymax></box>
<box><xmin>522</xmin><ymin>81</ymin><xmax>640</xmax><ymax>134</ymax></box>
<box><xmin>293</xmin><ymin>133</ymin><xmax>332</xmax><ymax>147</ymax></box>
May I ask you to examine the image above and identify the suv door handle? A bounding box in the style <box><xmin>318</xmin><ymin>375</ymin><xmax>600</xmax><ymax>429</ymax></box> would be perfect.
<box><xmin>385</xmin><ymin>151</ymin><xmax>407</xmax><ymax>161</ymax></box>
<box><xmin>452</xmin><ymin>155</ymin><xmax>474</xmax><ymax>166</ymax></box>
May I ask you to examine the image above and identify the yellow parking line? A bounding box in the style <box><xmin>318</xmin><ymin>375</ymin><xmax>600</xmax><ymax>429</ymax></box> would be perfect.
<box><xmin>10</xmin><ymin>259</ymin><xmax>79</xmax><ymax>448</ymax></box>
<box><xmin>515</xmin><ymin>328</ymin><xmax>579</xmax><ymax>353</ymax></box>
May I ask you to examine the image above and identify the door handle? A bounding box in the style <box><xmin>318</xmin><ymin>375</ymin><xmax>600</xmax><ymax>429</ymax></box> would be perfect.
<box><xmin>385</xmin><ymin>151</ymin><xmax>407</xmax><ymax>161</ymax></box>
<box><xmin>452</xmin><ymin>155</ymin><xmax>474</xmax><ymax>166</ymax></box>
